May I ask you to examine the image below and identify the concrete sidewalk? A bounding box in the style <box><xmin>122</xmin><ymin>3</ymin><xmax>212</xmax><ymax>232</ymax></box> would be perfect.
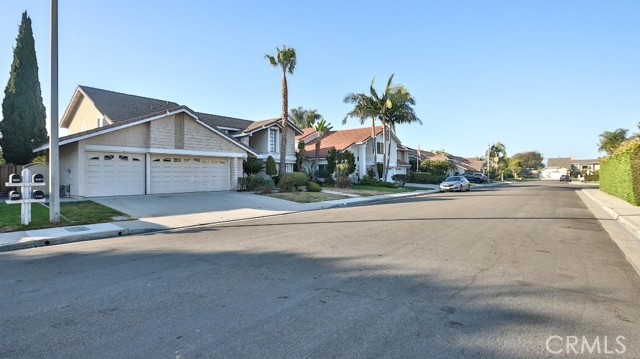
<box><xmin>579</xmin><ymin>188</ymin><xmax>640</xmax><ymax>275</ymax></box>
<box><xmin>0</xmin><ymin>188</ymin><xmax>439</xmax><ymax>252</ymax></box>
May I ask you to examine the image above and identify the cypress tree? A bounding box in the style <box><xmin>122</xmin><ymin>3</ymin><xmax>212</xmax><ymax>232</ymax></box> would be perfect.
<box><xmin>0</xmin><ymin>12</ymin><xmax>48</xmax><ymax>165</ymax></box>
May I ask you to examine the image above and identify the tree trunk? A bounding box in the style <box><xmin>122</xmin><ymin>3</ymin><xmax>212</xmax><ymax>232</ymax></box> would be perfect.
<box><xmin>370</xmin><ymin>117</ymin><xmax>379</xmax><ymax>179</ymax></box>
<box><xmin>381</xmin><ymin>122</ymin><xmax>387</xmax><ymax>181</ymax></box>
<box><xmin>384</xmin><ymin>124</ymin><xmax>392</xmax><ymax>182</ymax></box>
<box><xmin>279</xmin><ymin>70</ymin><xmax>288</xmax><ymax>175</ymax></box>
<box><xmin>315</xmin><ymin>138</ymin><xmax>321</xmax><ymax>181</ymax></box>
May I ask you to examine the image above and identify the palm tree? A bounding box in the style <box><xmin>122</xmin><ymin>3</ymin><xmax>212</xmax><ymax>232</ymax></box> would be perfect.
<box><xmin>632</xmin><ymin>122</ymin><xmax>640</xmax><ymax>140</ymax></box>
<box><xmin>381</xmin><ymin>81</ymin><xmax>421</xmax><ymax>180</ymax></box>
<box><xmin>488</xmin><ymin>142</ymin><xmax>507</xmax><ymax>181</ymax></box>
<box><xmin>265</xmin><ymin>45</ymin><xmax>296</xmax><ymax>175</ymax></box>
<box><xmin>312</xmin><ymin>118</ymin><xmax>333</xmax><ymax>179</ymax></box>
<box><xmin>343</xmin><ymin>91</ymin><xmax>380</xmax><ymax>178</ymax></box>
<box><xmin>289</xmin><ymin>107</ymin><xmax>321</xmax><ymax>129</ymax></box>
<box><xmin>598</xmin><ymin>128</ymin><xmax>628</xmax><ymax>155</ymax></box>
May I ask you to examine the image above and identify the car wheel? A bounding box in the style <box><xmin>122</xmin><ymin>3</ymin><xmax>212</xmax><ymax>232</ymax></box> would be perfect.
<box><xmin>467</xmin><ymin>185</ymin><xmax>470</xmax><ymax>191</ymax></box>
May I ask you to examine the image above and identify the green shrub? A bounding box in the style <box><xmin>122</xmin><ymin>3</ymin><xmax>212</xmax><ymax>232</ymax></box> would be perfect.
<box><xmin>359</xmin><ymin>176</ymin><xmax>397</xmax><ymax>188</ymax></box>
<box><xmin>410</xmin><ymin>171</ymin><xmax>446</xmax><ymax>184</ymax></box>
<box><xmin>241</xmin><ymin>175</ymin><xmax>266</xmax><ymax>192</ymax></box>
<box><xmin>600</xmin><ymin>141</ymin><xmax>640</xmax><ymax>205</ymax></box>
<box><xmin>243</xmin><ymin>157</ymin><xmax>264</xmax><ymax>176</ymax></box>
<box><xmin>307</xmin><ymin>181</ymin><xmax>322</xmax><ymax>192</ymax></box>
<box><xmin>584</xmin><ymin>172</ymin><xmax>599</xmax><ymax>182</ymax></box>
<box><xmin>261</xmin><ymin>178</ymin><xmax>275</xmax><ymax>194</ymax></box>
<box><xmin>392</xmin><ymin>174</ymin><xmax>408</xmax><ymax>187</ymax></box>
<box><xmin>265</xmin><ymin>155</ymin><xmax>277</xmax><ymax>178</ymax></box>
<box><xmin>278</xmin><ymin>172</ymin><xmax>309</xmax><ymax>192</ymax></box>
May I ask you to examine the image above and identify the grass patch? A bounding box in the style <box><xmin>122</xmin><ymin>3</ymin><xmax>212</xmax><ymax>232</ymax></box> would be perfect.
<box><xmin>0</xmin><ymin>201</ymin><xmax>129</xmax><ymax>233</ymax></box>
<box><xmin>266</xmin><ymin>191</ymin><xmax>348</xmax><ymax>203</ymax></box>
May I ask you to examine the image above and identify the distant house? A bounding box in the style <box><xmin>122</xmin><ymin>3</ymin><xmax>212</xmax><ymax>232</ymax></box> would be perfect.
<box><xmin>296</xmin><ymin>126</ymin><xmax>408</xmax><ymax>181</ymax></box>
<box><xmin>423</xmin><ymin>152</ymin><xmax>485</xmax><ymax>176</ymax></box>
<box><xmin>540</xmin><ymin>166</ymin><xmax>569</xmax><ymax>180</ymax></box>
<box><xmin>34</xmin><ymin>85</ymin><xmax>300</xmax><ymax>197</ymax></box>
<box><xmin>546</xmin><ymin>157</ymin><xmax>600</xmax><ymax>176</ymax></box>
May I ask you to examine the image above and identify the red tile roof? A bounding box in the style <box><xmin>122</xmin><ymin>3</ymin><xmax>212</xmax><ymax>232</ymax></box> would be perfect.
<box><xmin>298</xmin><ymin>126</ymin><xmax>383</xmax><ymax>159</ymax></box>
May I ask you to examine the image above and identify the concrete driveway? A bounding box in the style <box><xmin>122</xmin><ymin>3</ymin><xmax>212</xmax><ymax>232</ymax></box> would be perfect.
<box><xmin>91</xmin><ymin>191</ymin><xmax>311</xmax><ymax>218</ymax></box>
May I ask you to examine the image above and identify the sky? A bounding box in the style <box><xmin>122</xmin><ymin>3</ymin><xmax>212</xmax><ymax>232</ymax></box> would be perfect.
<box><xmin>1</xmin><ymin>1</ymin><xmax>639</xmax><ymax>161</ymax></box>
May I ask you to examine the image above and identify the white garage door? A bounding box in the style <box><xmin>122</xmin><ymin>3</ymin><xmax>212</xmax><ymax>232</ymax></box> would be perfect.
<box><xmin>150</xmin><ymin>155</ymin><xmax>229</xmax><ymax>194</ymax></box>
<box><xmin>85</xmin><ymin>152</ymin><xmax>145</xmax><ymax>197</ymax></box>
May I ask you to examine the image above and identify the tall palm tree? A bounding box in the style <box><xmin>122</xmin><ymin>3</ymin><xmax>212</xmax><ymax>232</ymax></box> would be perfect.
<box><xmin>343</xmin><ymin>91</ymin><xmax>380</xmax><ymax>178</ymax></box>
<box><xmin>289</xmin><ymin>107</ymin><xmax>321</xmax><ymax>129</ymax></box>
<box><xmin>488</xmin><ymin>142</ymin><xmax>507</xmax><ymax>181</ymax></box>
<box><xmin>598</xmin><ymin>128</ymin><xmax>628</xmax><ymax>155</ymax></box>
<box><xmin>265</xmin><ymin>45</ymin><xmax>296</xmax><ymax>175</ymax></box>
<box><xmin>312</xmin><ymin>118</ymin><xmax>333</xmax><ymax>179</ymax></box>
<box><xmin>381</xmin><ymin>82</ymin><xmax>421</xmax><ymax>180</ymax></box>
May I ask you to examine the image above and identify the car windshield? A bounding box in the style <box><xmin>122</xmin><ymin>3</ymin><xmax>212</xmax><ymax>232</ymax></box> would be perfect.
<box><xmin>445</xmin><ymin>176</ymin><xmax>460</xmax><ymax>182</ymax></box>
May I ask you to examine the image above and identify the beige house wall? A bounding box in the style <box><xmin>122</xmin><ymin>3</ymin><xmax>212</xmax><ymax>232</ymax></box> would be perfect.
<box><xmin>149</xmin><ymin>115</ymin><xmax>176</xmax><ymax>149</ymax></box>
<box><xmin>250</xmin><ymin>130</ymin><xmax>269</xmax><ymax>154</ymax></box>
<box><xmin>184</xmin><ymin>118</ymin><xmax>244</xmax><ymax>153</ymax></box>
<box><xmin>59</xmin><ymin>142</ymin><xmax>80</xmax><ymax>196</ymax></box>
<box><xmin>66</xmin><ymin>95</ymin><xmax>103</xmax><ymax>135</ymax></box>
<box><xmin>83</xmin><ymin>123</ymin><xmax>150</xmax><ymax>147</ymax></box>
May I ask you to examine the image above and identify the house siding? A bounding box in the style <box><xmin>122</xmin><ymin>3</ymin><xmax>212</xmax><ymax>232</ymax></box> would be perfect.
<box><xmin>149</xmin><ymin>115</ymin><xmax>176</xmax><ymax>149</ymax></box>
<box><xmin>184</xmin><ymin>118</ymin><xmax>244</xmax><ymax>153</ymax></box>
<box><xmin>67</xmin><ymin>95</ymin><xmax>103</xmax><ymax>135</ymax></box>
<box><xmin>250</xmin><ymin>130</ymin><xmax>269</xmax><ymax>154</ymax></box>
<box><xmin>83</xmin><ymin>123</ymin><xmax>150</xmax><ymax>147</ymax></box>
<box><xmin>59</xmin><ymin>142</ymin><xmax>80</xmax><ymax>197</ymax></box>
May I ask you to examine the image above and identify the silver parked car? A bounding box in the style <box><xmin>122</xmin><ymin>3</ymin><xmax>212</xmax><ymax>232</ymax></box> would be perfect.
<box><xmin>439</xmin><ymin>176</ymin><xmax>471</xmax><ymax>192</ymax></box>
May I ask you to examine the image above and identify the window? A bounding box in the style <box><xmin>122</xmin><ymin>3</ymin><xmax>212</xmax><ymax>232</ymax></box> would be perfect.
<box><xmin>286</xmin><ymin>163</ymin><xmax>294</xmax><ymax>173</ymax></box>
<box><xmin>269</xmin><ymin>129</ymin><xmax>278</xmax><ymax>153</ymax></box>
<box><xmin>376</xmin><ymin>142</ymin><xmax>385</xmax><ymax>154</ymax></box>
<box><xmin>118</xmin><ymin>155</ymin><xmax>129</xmax><ymax>161</ymax></box>
<box><xmin>173</xmin><ymin>158</ymin><xmax>182</xmax><ymax>162</ymax></box>
<box><xmin>89</xmin><ymin>156</ymin><xmax>99</xmax><ymax>161</ymax></box>
<box><xmin>132</xmin><ymin>157</ymin><xmax>141</xmax><ymax>162</ymax></box>
<box><xmin>103</xmin><ymin>155</ymin><xmax>114</xmax><ymax>161</ymax></box>
<box><xmin>163</xmin><ymin>158</ymin><xmax>171</xmax><ymax>162</ymax></box>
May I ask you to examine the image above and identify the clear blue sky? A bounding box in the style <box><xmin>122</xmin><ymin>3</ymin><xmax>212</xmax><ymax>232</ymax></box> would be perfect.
<box><xmin>1</xmin><ymin>1</ymin><xmax>639</xmax><ymax>161</ymax></box>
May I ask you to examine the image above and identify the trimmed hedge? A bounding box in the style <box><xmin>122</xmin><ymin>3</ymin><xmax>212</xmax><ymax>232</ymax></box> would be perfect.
<box><xmin>600</xmin><ymin>141</ymin><xmax>640</xmax><ymax>206</ymax></box>
<box><xmin>307</xmin><ymin>181</ymin><xmax>322</xmax><ymax>192</ymax></box>
<box><xmin>410</xmin><ymin>172</ymin><xmax>447</xmax><ymax>184</ymax></box>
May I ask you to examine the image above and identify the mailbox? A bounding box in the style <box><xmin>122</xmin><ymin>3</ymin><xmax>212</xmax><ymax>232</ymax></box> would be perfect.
<box><xmin>33</xmin><ymin>174</ymin><xmax>44</xmax><ymax>183</ymax></box>
<box><xmin>32</xmin><ymin>190</ymin><xmax>45</xmax><ymax>199</ymax></box>
<box><xmin>9</xmin><ymin>191</ymin><xmax>21</xmax><ymax>201</ymax></box>
<box><xmin>9</xmin><ymin>174</ymin><xmax>21</xmax><ymax>183</ymax></box>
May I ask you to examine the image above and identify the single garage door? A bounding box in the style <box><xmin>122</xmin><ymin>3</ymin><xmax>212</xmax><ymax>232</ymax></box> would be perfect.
<box><xmin>150</xmin><ymin>155</ymin><xmax>229</xmax><ymax>194</ymax></box>
<box><xmin>85</xmin><ymin>152</ymin><xmax>145</xmax><ymax>197</ymax></box>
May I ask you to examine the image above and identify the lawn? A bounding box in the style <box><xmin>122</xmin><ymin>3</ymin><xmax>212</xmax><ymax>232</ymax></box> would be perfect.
<box><xmin>0</xmin><ymin>201</ymin><xmax>129</xmax><ymax>233</ymax></box>
<box><xmin>266</xmin><ymin>191</ymin><xmax>349</xmax><ymax>203</ymax></box>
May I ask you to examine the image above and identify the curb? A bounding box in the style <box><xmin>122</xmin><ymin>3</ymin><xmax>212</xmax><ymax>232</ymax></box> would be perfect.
<box><xmin>581</xmin><ymin>189</ymin><xmax>640</xmax><ymax>238</ymax></box>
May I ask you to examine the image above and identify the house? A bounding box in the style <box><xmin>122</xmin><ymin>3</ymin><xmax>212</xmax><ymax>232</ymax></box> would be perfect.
<box><xmin>34</xmin><ymin>86</ymin><xmax>300</xmax><ymax>197</ymax></box>
<box><xmin>546</xmin><ymin>157</ymin><xmax>600</xmax><ymax>176</ymax></box>
<box><xmin>423</xmin><ymin>152</ymin><xmax>485</xmax><ymax>176</ymax></box>
<box><xmin>296</xmin><ymin>126</ymin><xmax>408</xmax><ymax>181</ymax></box>
<box><xmin>540</xmin><ymin>166</ymin><xmax>569</xmax><ymax>180</ymax></box>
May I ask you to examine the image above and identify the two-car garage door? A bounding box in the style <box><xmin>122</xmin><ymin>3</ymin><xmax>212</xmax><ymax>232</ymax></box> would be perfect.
<box><xmin>85</xmin><ymin>152</ymin><xmax>229</xmax><ymax>197</ymax></box>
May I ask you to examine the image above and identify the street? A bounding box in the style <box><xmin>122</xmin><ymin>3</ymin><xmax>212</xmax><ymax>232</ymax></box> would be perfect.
<box><xmin>1</xmin><ymin>182</ymin><xmax>639</xmax><ymax>358</ymax></box>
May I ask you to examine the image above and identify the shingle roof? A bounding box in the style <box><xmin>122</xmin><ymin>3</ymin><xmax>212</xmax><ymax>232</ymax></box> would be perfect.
<box><xmin>79</xmin><ymin>86</ymin><xmax>180</xmax><ymax>123</ymax></box>
<box><xmin>547</xmin><ymin>157</ymin><xmax>572</xmax><ymax>169</ymax></box>
<box><xmin>196</xmin><ymin>112</ymin><xmax>253</xmax><ymax>131</ymax></box>
<box><xmin>298</xmin><ymin>126</ymin><xmax>383</xmax><ymax>159</ymax></box>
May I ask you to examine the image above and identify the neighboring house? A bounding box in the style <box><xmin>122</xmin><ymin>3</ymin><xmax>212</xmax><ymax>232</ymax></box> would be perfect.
<box><xmin>296</xmin><ymin>126</ymin><xmax>406</xmax><ymax>181</ymax></box>
<box><xmin>423</xmin><ymin>152</ymin><xmax>485</xmax><ymax>176</ymax></box>
<box><xmin>546</xmin><ymin>157</ymin><xmax>600</xmax><ymax>176</ymax></box>
<box><xmin>34</xmin><ymin>86</ymin><xmax>299</xmax><ymax>197</ymax></box>
<box><xmin>540</xmin><ymin>166</ymin><xmax>569</xmax><ymax>180</ymax></box>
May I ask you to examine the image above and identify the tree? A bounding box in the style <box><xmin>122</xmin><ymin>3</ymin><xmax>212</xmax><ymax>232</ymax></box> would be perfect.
<box><xmin>0</xmin><ymin>12</ymin><xmax>48</xmax><ymax>165</ymax></box>
<box><xmin>312</xmin><ymin>118</ymin><xmax>332</xmax><ymax>179</ymax></box>
<box><xmin>487</xmin><ymin>142</ymin><xmax>507</xmax><ymax>181</ymax></box>
<box><xmin>632</xmin><ymin>122</ymin><xmax>640</xmax><ymax>140</ymax></box>
<box><xmin>419</xmin><ymin>159</ymin><xmax>455</xmax><ymax>175</ymax></box>
<box><xmin>508</xmin><ymin>158</ymin><xmax>524</xmax><ymax>179</ymax></box>
<box><xmin>265</xmin><ymin>155</ymin><xmax>277</xmax><ymax>178</ymax></box>
<box><xmin>510</xmin><ymin>151</ymin><xmax>544</xmax><ymax>170</ymax></box>
<box><xmin>289</xmin><ymin>107</ymin><xmax>321</xmax><ymax>129</ymax></box>
<box><xmin>343</xmin><ymin>87</ymin><xmax>380</xmax><ymax>179</ymax></box>
<box><xmin>265</xmin><ymin>45</ymin><xmax>296</xmax><ymax>175</ymax></box>
<box><xmin>598</xmin><ymin>128</ymin><xmax>628</xmax><ymax>155</ymax></box>
<box><xmin>295</xmin><ymin>140</ymin><xmax>306</xmax><ymax>171</ymax></box>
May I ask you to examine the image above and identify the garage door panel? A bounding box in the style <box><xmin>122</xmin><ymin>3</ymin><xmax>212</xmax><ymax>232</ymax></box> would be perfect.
<box><xmin>150</xmin><ymin>155</ymin><xmax>228</xmax><ymax>194</ymax></box>
<box><xmin>85</xmin><ymin>152</ymin><xmax>145</xmax><ymax>197</ymax></box>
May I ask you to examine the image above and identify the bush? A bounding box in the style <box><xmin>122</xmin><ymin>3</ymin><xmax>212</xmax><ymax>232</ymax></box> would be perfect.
<box><xmin>240</xmin><ymin>175</ymin><xmax>266</xmax><ymax>192</ymax></box>
<box><xmin>359</xmin><ymin>176</ymin><xmax>397</xmax><ymax>188</ymax></box>
<box><xmin>584</xmin><ymin>172</ymin><xmax>599</xmax><ymax>182</ymax></box>
<box><xmin>278</xmin><ymin>172</ymin><xmax>309</xmax><ymax>192</ymax></box>
<box><xmin>265</xmin><ymin>156</ymin><xmax>277</xmax><ymax>178</ymax></box>
<box><xmin>410</xmin><ymin>172</ymin><xmax>446</xmax><ymax>184</ymax></box>
<box><xmin>392</xmin><ymin>174</ymin><xmax>408</xmax><ymax>187</ymax></box>
<box><xmin>307</xmin><ymin>181</ymin><xmax>322</xmax><ymax>192</ymax></box>
<box><xmin>243</xmin><ymin>158</ymin><xmax>264</xmax><ymax>176</ymax></box>
<box><xmin>323</xmin><ymin>176</ymin><xmax>335</xmax><ymax>187</ymax></box>
<box><xmin>261</xmin><ymin>178</ymin><xmax>275</xmax><ymax>194</ymax></box>
<box><xmin>600</xmin><ymin>141</ymin><xmax>640</xmax><ymax>205</ymax></box>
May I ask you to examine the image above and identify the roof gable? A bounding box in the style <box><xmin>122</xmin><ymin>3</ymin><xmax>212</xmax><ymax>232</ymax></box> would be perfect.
<box><xmin>299</xmin><ymin>126</ymin><xmax>384</xmax><ymax>159</ymax></box>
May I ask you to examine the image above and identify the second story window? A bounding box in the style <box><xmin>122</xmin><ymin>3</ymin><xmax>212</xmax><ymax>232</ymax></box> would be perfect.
<box><xmin>269</xmin><ymin>129</ymin><xmax>278</xmax><ymax>153</ymax></box>
<box><xmin>376</xmin><ymin>142</ymin><xmax>385</xmax><ymax>154</ymax></box>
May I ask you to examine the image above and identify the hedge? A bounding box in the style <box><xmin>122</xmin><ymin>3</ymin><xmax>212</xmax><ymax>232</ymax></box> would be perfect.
<box><xmin>410</xmin><ymin>172</ymin><xmax>447</xmax><ymax>184</ymax></box>
<box><xmin>600</xmin><ymin>140</ymin><xmax>640</xmax><ymax>206</ymax></box>
<box><xmin>278</xmin><ymin>172</ymin><xmax>309</xmax><ymax>192</ymax></box>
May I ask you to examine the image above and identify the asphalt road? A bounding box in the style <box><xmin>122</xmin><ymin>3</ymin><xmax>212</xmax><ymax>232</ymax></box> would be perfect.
<box><xmin>1</xmin><ymin>182</ymin><xmax>639</xmax><ymax>358</ymax></box>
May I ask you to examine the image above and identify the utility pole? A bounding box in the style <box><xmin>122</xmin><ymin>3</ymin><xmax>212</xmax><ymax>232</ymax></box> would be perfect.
<box><xmin>49</xmin><ymin>0</ymin><xmax>60</xmax><ymax>223</ymax></box>
<box><xmin>486</xmin><ymin>144</ymin><xmax>491</xmax><ymax>183</ymax></box>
